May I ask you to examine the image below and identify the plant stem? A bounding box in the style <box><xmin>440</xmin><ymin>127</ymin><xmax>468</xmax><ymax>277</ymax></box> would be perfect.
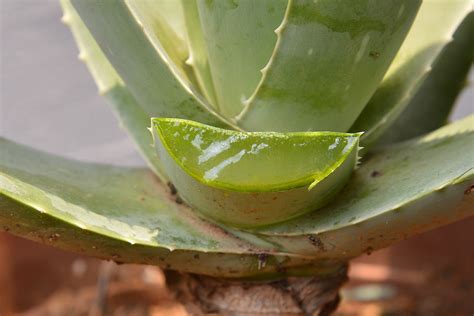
<box><xmin>166</xmin><ymin>264</ymin><xmax>348</xmax><ymax>315</ymax></box>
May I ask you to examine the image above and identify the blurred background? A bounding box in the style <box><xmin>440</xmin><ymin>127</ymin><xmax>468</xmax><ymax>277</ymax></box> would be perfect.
<box><xmin>1</xmin><ymin>0</ymin><xmax>473</xmax><ymax>315</ymax></box>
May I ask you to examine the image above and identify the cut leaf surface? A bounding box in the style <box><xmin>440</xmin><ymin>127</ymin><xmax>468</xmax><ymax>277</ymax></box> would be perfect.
<box><xmin>237</xmin><ymin>0</ymin><xmax>421</xmax><ymax>132</ymax></box>
<box><xmin>254</xmin><ymin>115</ymin><xmax>474</xmax><ymax>256</ymax></box>
<box><xmin>152</xmin><ymin>118</ymin><xmax>360</xmax><ymax>227</ymax></box>
<box><xmin>70</xmin><ymin>0</ymin><xmax>235</xmax><ymax>129</ymax></box>
<box><xmin>351</xmin><ymin>0</ymin><xmax>472</xmax><ymax>147</ymax></box>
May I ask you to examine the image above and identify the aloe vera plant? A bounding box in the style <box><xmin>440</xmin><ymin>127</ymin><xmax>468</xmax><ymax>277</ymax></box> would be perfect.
<box><xmin>1</xmin><ymin>0</ymin><xmax>473</xmax><ymax>314</ymax></box>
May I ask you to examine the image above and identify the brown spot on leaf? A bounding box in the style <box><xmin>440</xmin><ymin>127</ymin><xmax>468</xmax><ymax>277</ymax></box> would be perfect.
<box><xmin>371</xmin><ymin>170</ymin><xmax>382</xmax><ymax>177</ymax></box>
<box><xmin>365</xmin><ymin>246</ymin><xmax>374</xmax><ymax>255</ymax></box>
<box><xmin>48</xmin><ymin>233</ymin><xmax>60</xmax><ymax>242</ymax></box>
<box><xmin>257</xmin><ymin>253</ymin><xmax>268</xmax><ymax>270</ymax></box>
<box><xmin>464</xmin><ymin>185</ymin><xmax>474</xmax><ymax>195</ymax></box>
<box><xmin>167</xmin><ymin>182</ymin><xmax>177</xmax><ymax>195</ymax></box>
<box><xmin>308</xmin><ymin>235</ymin><xmax>326</xmax><ymax>251</ymax></box>
<box><xmin>369</xmin><ymin>51</ymin><xmax>380</xmax><ymax>59</ymax></box>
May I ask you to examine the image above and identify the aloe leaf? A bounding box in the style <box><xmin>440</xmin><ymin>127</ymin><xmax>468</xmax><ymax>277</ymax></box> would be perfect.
<box><xmin>180</xmin><ymin>0</ymin><xmax>219</xmax><ymax>109</ymax></box>
<box><xmin>236</xmin><ymin>0</ymin><xmax>421</xmax><ymax>132</ymax></box>
<box><xmin>70</xmin><ymin>0</ymin><xmax>236</xmax><ymax>129</ymax></box>
<box><xmin>60</xmin><ymin>0</ymin><xmax>166</xmax><ymax>181</ymax></box>
<box><xmin>253</xmin><ymin>115</ymin><xmax>474</xmax><ymax>257</ymax></box>
<box><xmin>376</xmin><ymin>12</ymin><xmax>473</xmax><ymax>145</ymax></box>
<box><xmin>0</xmin><ymin>138</ymin><xmax>344</xmax><ymax>279</ymax></box>
<box><xmin>195</xmin><ymin>0</ymin><xmax>288</xmax><ymax>117</ymax></box>
<box><xmin>124</xmin><ymin>0</ymin><xmax>191</xmax><ymax>82</ymax></box>
<box><xmin>351</xmin><ymin>1</ymin><xmax>472</xmax><ymax>147</ymax></box>
<box><xmin>152</xmin><ymin>118</ymin><xmax>361</xmax><ymax>227</ymax></box>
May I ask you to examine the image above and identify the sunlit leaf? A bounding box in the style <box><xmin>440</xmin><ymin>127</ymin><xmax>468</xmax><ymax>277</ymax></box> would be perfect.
<box><xmin>70</xmin><ymin>0</ymin><xmax>235</xmax><ymax>128</ymax></box>
<box><xmin>254</xmin><ymin>116</ymin><xmax>474</xmax><ymax>256</ymax></box>
<box><xmin>237</xmin><ymin>0</ymin><xmax>420</xmax><ymax>132</ymax></box>
<box><xmin>351</xmin><ymin>0</ymin><xmax>471</xmax><ymax>147</ymax></box>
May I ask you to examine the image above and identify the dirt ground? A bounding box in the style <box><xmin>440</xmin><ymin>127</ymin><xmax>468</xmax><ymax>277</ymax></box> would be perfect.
<box><xmin>0</xmin><ymin>216</ymin><xmax>473</xmax><ymax>316</ymax></box>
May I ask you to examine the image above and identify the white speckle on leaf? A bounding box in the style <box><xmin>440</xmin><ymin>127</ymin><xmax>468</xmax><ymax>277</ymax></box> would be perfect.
<box><xmin>191</xmin><ymin>134</ymin><xmax>203</xmax><ymax>149</ymax></box>
<box><xmin>342</xmin><ymin>138</ymin><xmax>355</xmax><ymax>154</ymax></box>
<box><xmin>249</xmin><ymin>143</ymin><xmax>269</xmax><ymax>154</ymax></box>
<box><xmin>355</xmin><ymin>34</ymin><xmax>370</xmax><ymax>63</ymax></box>
<box><xmin>329</xmin><ymin>137</ymin><xmax>341</xmax><ymax>150</ymax></box>
<box><xmin>397</xmin><ymin>4</ymin><xmax>405</xmax><ymax>19</ymax></box>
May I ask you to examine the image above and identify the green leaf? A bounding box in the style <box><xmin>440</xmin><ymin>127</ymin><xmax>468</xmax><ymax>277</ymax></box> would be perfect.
<box><xmin>70</xmin><ymin>0</ymin><xmax>236</xmax><ymax>129</ymax></box>
<box><xmin>60</xmin><ymin>0</ymin><xmax>167</xmax><ymax>181</ymax></box>
<box><xmin>253</xmin><ymin>115</ymin><xmax>474</xmax><ymax>257</ymax></box>
<box><xmin>180</xmin><ymin>0</ymin><xmax>219</xmax><ymax>109</ymax></box>
<box><xmin>351</xmin><ymin>0</ymin><xmax>471</xmax><ymax>147</ymax></box>
<box><xmin>195</xmin><ymin>0</ymin><xmax>288</xmax><ymax>117</ymax></box>
<box><xmin>376</xmin><ymin>12</ymin><xmax>474</xmax><ymax>145</ymax></box>
<box><xmin>236</xmin><ymin>0</ymin><xmax>421</xmax><ymax>132</ymax></box>
<box><xmin>0</xmin><ymin>138</ymin><xmax>343</xmax><ymax>279</ymax></box>
<box><xmin>124</xmin><ymin>0</ymin><xmax>191</xmax><ymax>82</ymax></box>
<box><xmin>152</xmin><ymin>118</ymin><xmax>361</xmax><ymax>227</ymax></box>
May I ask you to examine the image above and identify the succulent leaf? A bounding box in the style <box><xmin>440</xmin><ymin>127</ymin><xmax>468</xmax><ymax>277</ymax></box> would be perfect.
<box><xmin>60</xmin><ymin>0</ymin><xmax>167</xmax><ymax>180</ymax></box>
<box><xmin>9</xmin><ymin>0</ymin><xmax>472</xmax><ymax>281</ymax></box>
<box><xmin>152</xmin><ymin>118</ymin><xmax>361</xmax><ymax>227</ymax></box>
<box><xmin>2</xmin><ymin>116</ymin><xmax>470</xmax><ymax>273</ymax></box>
<box><xmin>194</xmin><ymin>0</ymin><xmax>288</xmax><ymax>117</ymax></box>
<box><xmin>0</xmin><ymin>138</ymin><xmax>345</xmax><ymax>279</ymax></box>
<box><xmin>70</xmin><ymin>0</ymin><xmax>236</xmax><ymax>129</ymax></box>
<box><xmin>254</xmin><ymin>115</ymin><xmax>474</xmax><ymax>256</ymax></box>
<box><xmin>236</xmin><ymin>0</ymin><xmax>421</xmax><ymax>132</ymax></box>
<box><xmin>376</xmin><ymin>12</ymin><xmax>474</xmax><ymax>145</ymax></box>
<box><xmin>180</xmin><ymin>0</ymin><xmax>219</xmax><ymax>108</ymax></box>
<box><xmin>124</xmin><ymin>0</ymin><xmax>191</xmax><ymax>82</ymax></box>
<box><xmin>351</xmin><ymin>0</ymin><xmax>472</xmax><ymax>147</ymax></box>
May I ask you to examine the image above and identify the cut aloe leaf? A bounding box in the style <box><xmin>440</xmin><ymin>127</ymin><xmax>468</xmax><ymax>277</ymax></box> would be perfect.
<box><xmin>70</xmin><ymin>0</ymin><xmax>235</xmax><ymax>129</ymax></box>
<box><xmin>376</xmin><ymin>12</ymin><xmax>473</xmax><ymax>145</ymax></box>
<box><xmin>0</xmin><ymin>137</ymin><xmax>343</xmax><ymax>279</ymax></box>
<box><xmin>152</xmin><ymin>118</ymin><xmax>361</xmax><ymax>227</ymax></box>
<box><xmin>351</xmin><ymin>0</ymin><xmax>471</xmax><ymax>147</ymax></box>
<box><xmin>253</xmin><ymin>115</ymin><xmax>474</xmax><ymax>256</ymax></box>
<box><xmin>236</xmin><ymin>0</ymin><xmax>421</xmax><ymax>132</ymax></box>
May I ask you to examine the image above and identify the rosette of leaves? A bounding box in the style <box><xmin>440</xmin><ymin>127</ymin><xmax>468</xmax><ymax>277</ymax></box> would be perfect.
<box><xmin>1</xmin><ymin>0</ymin><xmax>472</xmax><ymax>314</ymax></box>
